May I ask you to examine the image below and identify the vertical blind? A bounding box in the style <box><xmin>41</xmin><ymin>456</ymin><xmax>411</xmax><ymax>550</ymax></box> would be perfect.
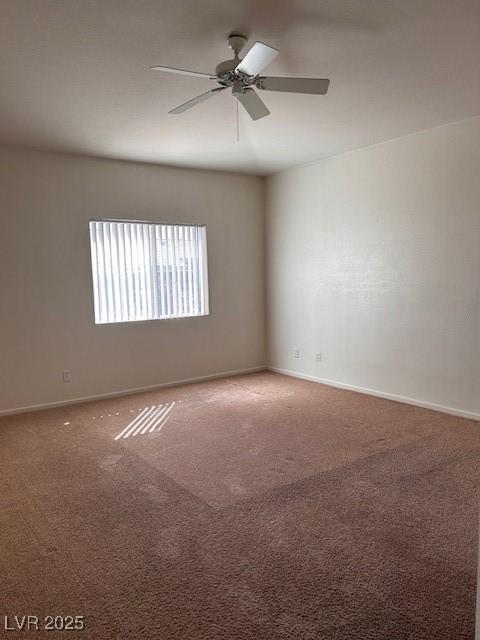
<box><xmin>89</xmin><ymin>220</ymin><xmax>209</xmax><ymax>324</ymax></box>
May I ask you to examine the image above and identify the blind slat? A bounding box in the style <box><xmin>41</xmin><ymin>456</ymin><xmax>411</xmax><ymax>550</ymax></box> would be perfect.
<box><xmin>186</xmin><ymin>226</ymin><xmax>194</xmax><ymax>315</ymax></box>
<box><xmin>198</xmin><ymin>226</ymin><xmax>207</xmax><ymax>315</ymax></box>
<box><xmin>163</xmin><ymin>225</ymin><xmax>173</xmax><ymax>317</ymax></box>
<box><xmin>171</xmin><ymin>225</ymin><xmax>180</xmax><ymax>316</ymax></box>
<box><xmin>166</xmin><ymin>226</ymin><xmax>176</xmax><ymax>317</ymax></box>
<box><xmin>89</xmin><ymin>224</ymin><xmax>101</xmax><ymax>322</ymax></box>
<box><xmin>179</xmin><ymin>226</ymin><xmax>187</xmax><ymax>315</ymax></box>
<box><xmin>89</xmin><ymin>220</ymin><xmax>208</xmax><ymax>324</ymax></box>
<box><xmin>130</xmin><ymin>223</ymin><xmax>141</xmax><ymax>319</ymax></box>
<box><xmin>191</xmin><ymin>226</ymin><xmax>199</xmax><ymax>315</ymax></box>
<box><xmin>118</xmin><ymin>224</ymin><xmax>129</xmax><ymax>322</ymax></box>
<box><xmin>109</xmin><ymin>223</ymin><xmax>122</xmax><ymax>322</ymax></box>
<box><xmin>124</xmin><ymin>223</ymin><xmax>135</xmax><ymax>321</ymax></box>
<box><xmin>142</xmin><ymin>224</ymin><xmax>152</xmax><ymax>319</ymax></box>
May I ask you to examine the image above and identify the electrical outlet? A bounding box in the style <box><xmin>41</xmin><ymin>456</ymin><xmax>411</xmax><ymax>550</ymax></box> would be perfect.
<box><xmin>315</xmin><ymin>352</ymin><xmax>322</xmax><ymax>363</ymax></box>
<box><xmin>294</xmin><ymin>348</ymin><xmax>300</xmax><ymax>359</ymax></box>
<box><xmin>62</xmin><ymin>370</ymin><xmax>71</xmax><ymax>383</ymax></box>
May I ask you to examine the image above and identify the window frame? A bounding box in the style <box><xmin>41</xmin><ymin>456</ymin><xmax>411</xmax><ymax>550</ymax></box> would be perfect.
<box><xmin>88</xmin><ymin>218</ymin><xmax>209</xmax><ymax>326</ymax></box>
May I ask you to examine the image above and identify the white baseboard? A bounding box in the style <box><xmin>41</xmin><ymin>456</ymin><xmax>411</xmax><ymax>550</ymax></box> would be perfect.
<box><xmin>4</xmin><ymin>365</ymin><xmax>478</xmax><ymax>422</ymax></box>
<box><xmin>268</xmin><ymin>366</ymin><xmax>480</xmax><ymax>422</ymax></box>
<box><xmin>0</xmin><ymin>366</ymin><xmax>266</xmax><ymax>417</ymax></box>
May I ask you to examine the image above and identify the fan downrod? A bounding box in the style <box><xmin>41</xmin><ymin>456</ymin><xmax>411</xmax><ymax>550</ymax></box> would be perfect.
<box><xmin>227</xmin><ymin>34</ymin><xmax>247</xmax><ymax>57</ymax></box>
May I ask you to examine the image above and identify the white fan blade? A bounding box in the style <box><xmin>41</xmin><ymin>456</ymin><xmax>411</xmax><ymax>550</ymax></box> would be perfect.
<box><xmin>168</xmin><ymin>87</ymin><xmax>226</xmax><ymax>114</ymax></box>
<box><xmin>235</xmin><ymin>88</ymin><xmax>270</xmax><ymax>121</ymax></box>
<box><xmin>256</xmin><ymin>77</ymin><xmax>330</xmax><ymax>95</ymax></box>
<box><xmin>235</xmin><ymin>42</ymin><xmax>279</xmax><ymax>77</ymax></box>
<box><xmin>150</xmin><ymin>65</ymin><xmax>217</xmax><ymax>80</ymax></box>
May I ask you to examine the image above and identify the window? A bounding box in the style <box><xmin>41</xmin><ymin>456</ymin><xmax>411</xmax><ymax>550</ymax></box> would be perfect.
<box><xmin>89</xmin><ymin>220</ymin><xmax>209</xmax><ymax>324</ymax></box>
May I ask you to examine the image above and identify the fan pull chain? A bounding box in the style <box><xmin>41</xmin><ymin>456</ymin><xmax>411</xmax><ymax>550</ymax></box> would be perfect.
<box><xmin>236</xmin><ymin>98</ymin><xmax>240</xmax><ymax>142</ymax></box>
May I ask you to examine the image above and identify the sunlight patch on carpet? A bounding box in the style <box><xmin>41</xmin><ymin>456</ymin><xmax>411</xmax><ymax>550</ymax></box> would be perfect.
<box><xmin>114</xmin><ymin>403</ymin><xmax>175</xmax><ymax>440</ymax></box>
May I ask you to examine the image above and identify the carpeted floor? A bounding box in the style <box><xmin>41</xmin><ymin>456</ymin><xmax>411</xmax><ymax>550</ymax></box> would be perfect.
<box><xmin>1</xmin><ymin>371</ymin><xmax>479</xmax><ymax>639</ymax></box>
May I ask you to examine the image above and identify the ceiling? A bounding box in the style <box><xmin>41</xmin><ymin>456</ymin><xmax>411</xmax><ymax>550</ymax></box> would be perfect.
<box><xmin>1</xmin><ymin>0</ymin><xmax>480</xmax><ymax>175</ymax></box>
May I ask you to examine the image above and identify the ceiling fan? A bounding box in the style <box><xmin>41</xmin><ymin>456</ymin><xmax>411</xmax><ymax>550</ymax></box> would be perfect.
<box><xmin>150</xmin><ymin>34</ymin><xmax>330</xmax><ymax>121</ymax></box>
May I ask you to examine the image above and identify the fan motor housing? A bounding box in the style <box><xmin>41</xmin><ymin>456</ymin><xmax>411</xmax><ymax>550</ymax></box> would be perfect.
<box><xmin>215</xmin><ymin>59</ymin><xmax>255</xmax><ymax>89</ymax></box>
<box><xmin>215</xmin><ymin>58</ymin><xmax>238</xmax><ymax>77</ymax></box>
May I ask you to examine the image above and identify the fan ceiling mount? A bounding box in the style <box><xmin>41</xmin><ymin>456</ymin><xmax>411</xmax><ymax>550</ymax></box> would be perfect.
<box><xmin>150</xmin><ymin>34</ymin><xmax>330</xmax><ymax>121</ymax></box>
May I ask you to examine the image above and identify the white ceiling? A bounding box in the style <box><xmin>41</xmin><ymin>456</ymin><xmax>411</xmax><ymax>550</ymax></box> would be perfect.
<box><xmin>1</xmin><ymin>0</ymin><xmax>480</xmax><ymax>175</ymax></box>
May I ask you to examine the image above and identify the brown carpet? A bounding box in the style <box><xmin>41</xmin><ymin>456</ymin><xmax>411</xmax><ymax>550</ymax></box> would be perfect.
<box><xmin>1</xmin><ymin>371</ymin><xmax>479</xmax><ymax>639</ymax></box>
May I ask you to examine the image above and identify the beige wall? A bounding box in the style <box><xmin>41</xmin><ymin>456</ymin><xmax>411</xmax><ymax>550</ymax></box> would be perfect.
<box><xmin>266</xmin><ymin>117</ymin><xmax>480</xmax><ymax>418</ymax></box>
<box><xmin>0</xmin><ymin>147</ymin><xmax>265</xmax><ymax>413</ymax></box>
<box><xmin>3</xmin><ymin>116</ymin><xmax>480</xmax><ymax>418</ymax></box>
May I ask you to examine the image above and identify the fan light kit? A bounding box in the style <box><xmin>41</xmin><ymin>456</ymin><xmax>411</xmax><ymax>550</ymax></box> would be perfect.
<box><xmin>150</xmin><ymin>34</ymin><xmax>330</xmax><ymax>121</ymax></box>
